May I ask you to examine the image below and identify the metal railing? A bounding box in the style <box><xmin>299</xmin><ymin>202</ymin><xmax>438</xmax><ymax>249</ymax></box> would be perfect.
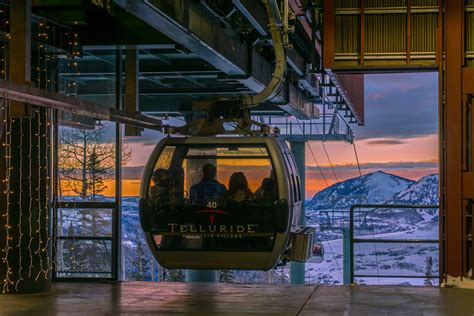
<box><xmin>250</xmin><ymin>115</ymin><xmax>354</xmax><ymax>142</ymax></box>
<box><xmin>349</xmin><ymin>204</ymin><xmax>439</xmax><ymax>284</ymax></box>
<box><xmin>53</xmin><ymin>201</ymin><xmax>118</xmax><ymax>280</ymax></box>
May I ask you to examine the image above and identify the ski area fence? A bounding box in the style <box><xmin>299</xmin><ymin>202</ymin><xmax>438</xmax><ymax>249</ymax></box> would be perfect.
<box><xmin>346</xmin><ymin>204</ymin><xmax>440</xmax><ymax>285</ymax></box>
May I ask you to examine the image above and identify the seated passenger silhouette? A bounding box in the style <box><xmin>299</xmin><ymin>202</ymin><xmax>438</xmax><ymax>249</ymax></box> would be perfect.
<box><xmin>222</xmin><ymin>172</ymin><xmax>254</xmax><ymax>203</ymax></box>
<box><xmin>169</xmin><ymin>165</ymin><xmax>184</xmax><ymax>204</ymax></box>
<box><xmin>190</xmin><ymin>163</ymin><xmax>226</xmax><ymax>205</ymax></box>
<box><xmin>255</xmin><ymin>177</ymin><xmax>277</xmax><ymax>203</ymax></box>
<box><xmin>149</xmin><ymin>168</ymin><xmax>170</xmax><ymax>206</ymax></box>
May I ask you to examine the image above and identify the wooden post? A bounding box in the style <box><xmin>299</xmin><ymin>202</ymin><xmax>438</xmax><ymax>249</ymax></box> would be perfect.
<box><xmin>323</xmin><ymin>0</ymin><xmax>335</xmax><ymax>69</ymax></box>
<box><xmin>443</xmin><ymin>0</ymin><xmax>464</xmax><ymax>282</ymax></box>
<box><xmin>9</xmin><ymin>0</ymin><xmax>32</xmax><ymax>117</ymax></box>
<box><xmin>360</xmin><ymin>0</ymin><xmax>365</xmax><ymax>66</ymax></box>
<box><xmin>124</xmin><ymin>49</ymin><xmax>142</xmax><ymax>136</ymax></box>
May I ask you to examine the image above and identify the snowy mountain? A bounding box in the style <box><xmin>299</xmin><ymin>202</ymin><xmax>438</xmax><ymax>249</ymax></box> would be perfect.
<box><xmin>306</xmin><ymin>171</ymin><xmax>415</xmax><ymax>210</ymax></box>
<box><xmin>370</xmin><ymin>174</ymin><xmax>439</xmax><ymax>226</ymax></box>
<box><xmin>304</xmin><ymin>172</ymin><xmax>440</xmax><ymax>285</ymax></box>
<box><xmin>387</xmin><ymin>173</ymin><xmax>439</xmax><ymax>205</ymax></box>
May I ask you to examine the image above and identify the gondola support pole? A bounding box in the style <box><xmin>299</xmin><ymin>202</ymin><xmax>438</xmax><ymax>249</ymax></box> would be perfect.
<box><xmin>290</xmin><ymin>141</ymin><xmax>306</xmax><ymax>284</ymax></box>
<box><xmin>186</xmin><ymin>270</ymin><xmax>218</xmax><ymax>283</ymax></box>
<box><xmin>343</xmin><ymin>227</ymin><xmax>351</xmax><ymax>285</ymax></box>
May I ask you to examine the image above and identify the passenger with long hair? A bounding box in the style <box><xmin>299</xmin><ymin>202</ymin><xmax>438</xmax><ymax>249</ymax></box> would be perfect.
<box><xmin>222</xmin><ymin>172</ymin><xmax>254</xmax><ymax>203</ymax></box>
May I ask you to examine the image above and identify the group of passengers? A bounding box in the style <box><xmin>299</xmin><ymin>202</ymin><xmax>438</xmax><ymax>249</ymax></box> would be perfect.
<box><xmin>149</xmin><ymin>163</ymin><xmax>276</xmax><ymax>206</ymax></box>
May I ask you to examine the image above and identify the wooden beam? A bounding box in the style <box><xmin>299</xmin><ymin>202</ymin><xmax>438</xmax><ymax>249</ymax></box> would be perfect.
<box><xmin>407</xmin><ymin>0</ymin><xmax>412</xmax><ymax>64</ymax></box>
<box><xmin>435</xmin><ymin>0</ymin><xmax>442</xmax><ymax>65</ymax></box>
<box><xmin>125</xmin><ymin>48</ymin><xmax>142</xmax><ymax>136</ymax></box>
<box><xmin>462</xmin><ymin>95</ymin><xmax>468</xmax><ymax>171</ymax></box>
<box><xmin>471</xmin><ymin>97</ymin><xmax>474</xmax><ymax>179</ymax></box>
<box><xmin>462</xmin><ymin>199</ymin><xmax>469</xmax><ymax>276</ymax></box>
<box><xmin>360</xmin><ymin>0</ymin><xmax>365</xmax><ymax>66</ymax></box>
<box><xmin>444</xmin><ymin>0</ymin><xmax>464</xmax><ymax>280</ymax></box>
<box><xmin>10</xmin><ymin>0</ymin><xmax>32</xmax><ymax>117</ymax></box>
<box><xmin>462</xmin><ymin>172</ymin><xmax>474</xmax><ymax>199</ymax></box>
<box><xmin>323</xmin><ymin>0</ymin><xmax>335</xmax><ymax>68</ymax></box>
<box><xmin>462</xmin><ymin>68</ymin><xmax>474</xmax><ymax>94</ymax></box>
<box><xmin>472</xmin><ymin>201</ymin><xmax>474</xmax><ymax>280</ymax></box>
<box><xmin>437</xmin><ymin>0</ymin><xmax>444</xmax><ymax>283</ymax></box>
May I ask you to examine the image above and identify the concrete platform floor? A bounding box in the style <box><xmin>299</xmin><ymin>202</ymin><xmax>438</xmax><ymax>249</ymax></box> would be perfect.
<box><xmin>0</xmin><ymin>282</ymin><xmax>473</xmax><ymax>315</ymax></box>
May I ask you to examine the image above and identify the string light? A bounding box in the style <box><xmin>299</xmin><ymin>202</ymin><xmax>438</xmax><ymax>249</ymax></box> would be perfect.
<box><xmin>33</xmin><ymin>18</ymin><xmax>57</xmax><ymax>280</ymax></box>
<box><xmin>15</xmin><ymin>118</ymin><xmax>24</xmax><ymax>291</ymax></box>
<box><xmin>0</xmin><ymin>5</ymin><xmax>13</xmax><ymax>293</ymax></box>
<box><xmin>2</xmin><ymin>105</ymin><xmax>13</xmax><ymax>293</ymax></box>
<box><xmin>43</xmin><ymin>112</ymin><xmax>51</xmax><ymax>278</ymax></box>
<box><xmin>35</xmin><ymin>109</ymin><xmax>47</xmax><ymax>281</ymax></box>
<box><xmin>0</xmin><ymin>11</ymin><xmax>80</xmax><ymax>291</ymax></box>
<box><xmin>27</xmin><ymin>116</ymin><xmax>34</xmax><ymax>278</ymax></box>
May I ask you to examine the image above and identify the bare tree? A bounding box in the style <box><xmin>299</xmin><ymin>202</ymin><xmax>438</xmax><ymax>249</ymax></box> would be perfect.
<box><xmin>58</xmin><ymin>125</ymin><xmax>131</xmax><ymax>200</ymax></box>
<box><xmin>58</xmin><ymin>124</ymin><xmax>132</xmax><ymax>277</ymax></box>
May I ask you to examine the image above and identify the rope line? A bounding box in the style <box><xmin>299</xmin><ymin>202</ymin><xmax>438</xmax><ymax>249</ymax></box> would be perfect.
<box><xmin>311</xmin><ymin>122</ymin><xmax>339</xmax><ymax>182</ymax></box>
<box><xmin>306</xmin><ymin>142</ymin><xmax>329</xmax><ymax>188</ymax></box>
<box><xmin>352</xmin><ymin>141</ymin><xmax>362</xmax><ymax>177</ymax></box>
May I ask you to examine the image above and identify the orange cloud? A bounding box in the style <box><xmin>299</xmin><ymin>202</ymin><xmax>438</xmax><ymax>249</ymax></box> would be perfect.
<box><xmin>365</xmin><ymin>138</ymin><xmax>406</xmax><ymax>146</ymax></box>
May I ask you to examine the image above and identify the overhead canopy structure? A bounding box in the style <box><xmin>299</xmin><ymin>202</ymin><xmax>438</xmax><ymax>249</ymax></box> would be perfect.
<box><xmin>32</xmin><ymin>0</ymin><xmax>364</xmax><ymax>123</ymax></box>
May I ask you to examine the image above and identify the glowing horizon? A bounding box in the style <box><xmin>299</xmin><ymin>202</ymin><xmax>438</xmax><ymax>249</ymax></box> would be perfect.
<box><xmin>60</xmin><ymin>160</ymin><xmax>438</xmax><ymax>200</ymax></box>
<box><xmin>60</xmin><ymin>73</ymin><xmax>439</xmax><ymax>200</ymax></box>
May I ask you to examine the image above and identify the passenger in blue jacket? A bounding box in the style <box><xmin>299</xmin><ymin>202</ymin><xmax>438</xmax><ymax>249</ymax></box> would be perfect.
<box><xmin>190</xmin><ymin>163</ymin><xmax>226</xmax><ymax>205</ymax></box>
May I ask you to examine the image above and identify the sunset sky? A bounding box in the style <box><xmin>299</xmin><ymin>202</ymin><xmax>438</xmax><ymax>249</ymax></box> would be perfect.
<box><xmin>305</xmin><ymin>72</ymin><xmax>438</xmax><ymax>196</ymax></box>
<box><xmin>98</xmin><ymin>72</ymin><xmax>439</xmax><ymax>199</ymax></box>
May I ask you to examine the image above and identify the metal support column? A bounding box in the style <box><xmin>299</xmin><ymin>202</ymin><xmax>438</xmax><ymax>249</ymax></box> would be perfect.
<box><xmin>290</xmin><ymin>141</ymin><xmax>305</xmax><ymax>284</ymax></box>
<box><xmin>185</xmin><ymin>270</ymin><xmax>217</xmax><ymax>283</ymax></box>
<box><xmin>342</xmin><ymin>227</ymin><xmax>351</xmax><ymax>284</ymax></box>
<box><xmin>113</xmin><ymin>50</ymin><xmax>123</xmax><ymax>281</ymax></box>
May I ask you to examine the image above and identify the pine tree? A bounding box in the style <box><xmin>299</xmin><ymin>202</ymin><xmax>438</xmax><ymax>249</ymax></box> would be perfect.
<box><xmin>63</xmin><ymin>223</ymin><xmax>78</xmax><ymax>273</ymax></box>
<box><xmin>219</xmin><ymin>270</ymin><xmax>235</xmax><ymax>283</ymax></box>
<box><xmin>424</xmin><ymin>256</ymin><xmax>434</xmax><ymax>286</ymax></box>
<box><xmin>130</xmin><ymin>238</ymin><xmax>149</xmax><ymax>281</ymax></box>
<box><xmin>166</xmin><ymin>269</ymin><xmax>185</xmax><ymax>282</ymax></box>
<box><xmin>87</xmin><ymin>149</ymin><xmax>108</xmax><ymax>199</ymax></box>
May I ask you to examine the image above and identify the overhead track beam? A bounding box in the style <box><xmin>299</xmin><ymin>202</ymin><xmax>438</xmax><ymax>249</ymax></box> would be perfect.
<box><xmin>0</xmin><ymin>79</ymin><xmax>162</xmax><ymax>131</ymax></box>
<box><xmin>113</xmin><ymin>0</ymin><xmax>318</xmax><ymax>119</ymax></box>
<box><xmin>114</xmin><ymin>0</ymin><xmax>247</xmax><ymax>76</ymax></box>
<box><xmin>232</xmin><ymin>0</ymin><xmax>307</xmax><ymax>76</ymax></box>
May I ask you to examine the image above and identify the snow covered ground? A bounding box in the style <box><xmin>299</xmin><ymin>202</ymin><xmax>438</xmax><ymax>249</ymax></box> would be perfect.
<box><xmin>306</xmin><ymin>227</ymin><xmax>439</xmax><ymax>286</ymax></box>
<box><xmin>304</xmin><ymin>172</ymin><xmax>439</xmax><ymax>286</ymax></box>
<box><xmin>58</xmin><ymin>172</ymin><xmax>440</xmax><ymax>285</ymax></box>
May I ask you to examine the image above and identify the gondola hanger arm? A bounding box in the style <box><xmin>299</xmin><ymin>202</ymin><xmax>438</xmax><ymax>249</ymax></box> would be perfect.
<box><xmin>241</xmin><ymin>0</ymin><xmax>287</xmax><ymax>109</ymax></box>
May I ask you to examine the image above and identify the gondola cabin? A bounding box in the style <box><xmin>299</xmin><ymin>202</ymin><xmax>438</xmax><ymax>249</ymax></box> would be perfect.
<box><xmin>139</xmin><ymin>136</ymin><xmax>313</xmax><ymax>270</ymax></box>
